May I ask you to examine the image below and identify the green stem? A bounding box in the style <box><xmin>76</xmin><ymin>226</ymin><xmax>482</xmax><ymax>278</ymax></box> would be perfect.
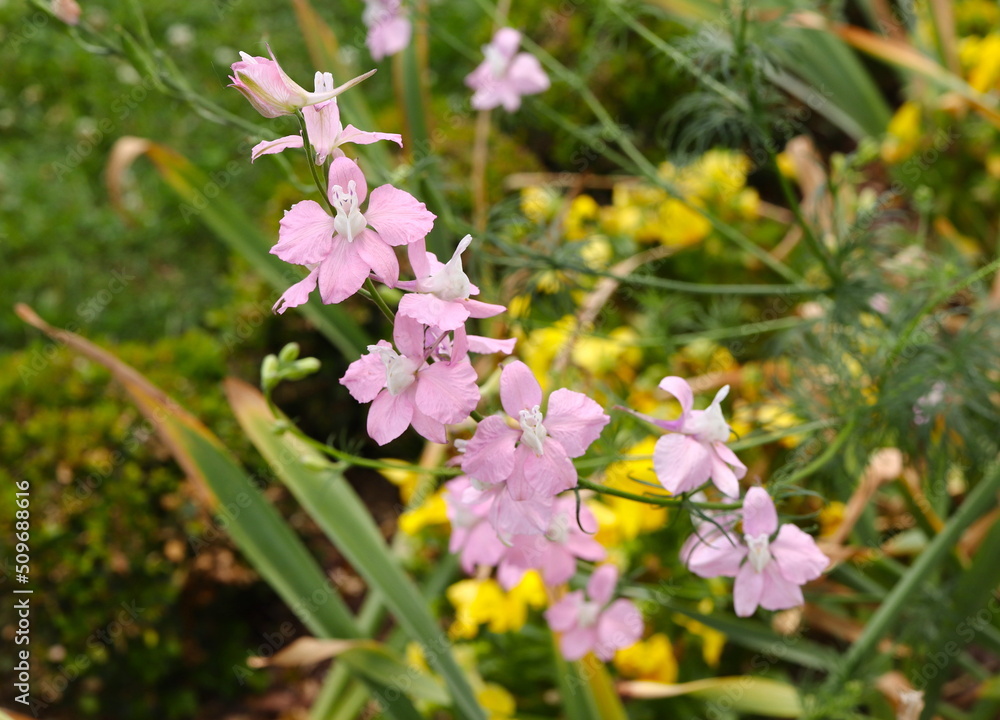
<box><xmin>576</xmin><ymin>478</ymin><xmax>741</xmax><ymax>510</ymax></box>
<box><xmin>362</xmin><ymin>278</ymin><xmax>396</xmax><ymax>324</ymax></box>
<box><xmin>778</xmin><ymin>419</ymin><xmax>856</xmax><ymax>486</ymax></box>
<box><xmin>296</xmin><ymin>112</ymin><xmax>334</xmax><ymax>213</ymax></box>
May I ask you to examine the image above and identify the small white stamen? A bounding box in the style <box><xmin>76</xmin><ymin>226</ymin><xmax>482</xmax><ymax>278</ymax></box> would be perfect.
<box><xmin>332</xmin><ymin>180</ymin><xmax>367</xmax><ymax>243</ymax></box>
<box><xmin>370</xmin><ymin>345</ymin><xmax>417</xmax><ymax>396</ymax></box>
<box><xmin>683</xmin><ymin>385</ymin><xmax>731</xmax><ymax>443</ymax></box>
<box><xmin>745</xmin><ymin>533</ymin><xmax>772</xmax><ymax>573</ymax></box>
<box><xmin>577</xmin><ymin>601</ymin><xmax>601</xmax><ymax>628</ymax></box>
<box><xmin>518</xmin><ymin>405</ymin><xmax>547</xmax><ymax>455</ymax></box>
<box><xmin>420</xmin><ymin>234</ymin><xmax>474</xmax><ymax>301</ymax></box>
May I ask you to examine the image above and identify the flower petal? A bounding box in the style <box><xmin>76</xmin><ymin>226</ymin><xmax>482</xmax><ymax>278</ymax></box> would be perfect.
<box><xmin>273</xmin><ymin>200</ymin><xmax>335</xmax><ymax>265</ymax></box>
<box><xmin>713</xmin><ymin>441</ymin><xmax>747</xmax><ymax>479</ymax></box>
<box><xmin>489</xmin><ymin>484</ymin><xmax>553</xmax><ymax>538</ymax></box>
<box><xmin>338</xmin><ymin>124</ymin><xmax>403</xmax><ymax>148</ymax></box>
<box><xmin>365</xmin><ymin>184</ymin><xmax>436</xmax><ymax>246</ymax></box>
<box><xmin>467</xmin><ymin>335</ymin><xmax>516</xmax><ymax>355</ymax></box>
<box><xmin>500</xmin><ymin>360</ymin><xmax>543</xmax><ymax>416</ymax></box>
<box><xmin>506</xmin><ymin>52</ymin><xmax>551</xmax><ymax>96</ymax></box>
<box><xmin>328</xmin><ymin>156</ymin><xmax>368</xmax><ymax>204</ymax></box>
<box><xmin>461</xmin><ymin>415</ymin><xmax>519</xmax><ymax>485</ymax></box>
<box><xmin>771</xmin><ymin>524</ymin><xmax>829</xmax><ymax>584</ymax></box>
<box><xmin>273</xmin><ymin>267</ymin><xmax>319</xmax><ymax>314</ymax></box>
<box><xmin>354</xmin><ymin>229</ymin><xmax>399</xmax><ymax>287</ymax></box>
<box><xmin>340</xmin><ymin>341</ymin><xmax>390</xmax><ymax>402</ymax></box>
<box><xmin>658</xmin><ymin>376</ymin><xmax>694</xmax><ymax>416</ymax></box>
<box><xmin>543</xmin><ymin>388</ymin><xmax>609</xmax><ymax>458</ymax></box>
<box><xmin>733</xmin><ymin>562</ymin><xmax>764</xmax><ymax>617</ymax></box>
<box><xmin>596</xmin><ymin>599</ymin><xmax>643</xmax><ymax>660</ymax></box>
<box><xmin>742</xmin><ymin>487</ymin><xmax>778</xmax><ymax>537</ymax></box>
<box><xmin>653</xmin><ymin>434</ymin><xmax>712</xmax><ymax>494</ymax></box>
<box><xmin>560</xmin><ymin>626</ymin><xmax>597</xmax><ymax>661</ymax></box>
<box><xmin>758</xmin><ymin>562</ymin><xmax>805</xmax><ymax>612</ymax></box>
<box><xmin>317</xmin><ymin>238</ymin><xmax>369</xmax><ymax>304</ymax></box>
<box><xmin>545</xmin><ymin>592</ymin><xmax>583</xmax><ymax>633</ymax></box>
<box><xmin>586</xmin><ymin>564</ymin><xmax>619</xmax><ymax>606</ymax></box>
<box><xmin>709</xmin><ymin>446</ymin><xmax>741</xmax><ymax>498</ymax></box>
<box><xmin>251</xmin><ymin>134</ymin><xmax>304</xmax><ymax>161</ymax></box>
<box><xmin>517</xmin><ymin>439</ymin><xmax>576</xmax><ymax>497</ymax></box>
<box><xmin>415</xmin><ymin>360</ymin><xmax>480</xmax><ymax>424</ymax></box>
<box><xmin>367</xmin><ymin>389</ymin><xmax>414</xmax><ymax>445</ymax></box>
<box><xmin>409</xmin><ymin>405</ymin><xmax>447</xmax><ymax>444</ymax></box>
<box><xmin>681</xmin><ymin>528</ymin><xmax>746</xmax><ymax>578</ymax></box>
<box><xmin>398</xmin><ymin>293</ymin><xmax>471</xmax><ymax>331</ymax></box>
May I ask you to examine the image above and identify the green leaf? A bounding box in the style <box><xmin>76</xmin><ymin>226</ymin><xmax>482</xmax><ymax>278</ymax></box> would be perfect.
<box><xmin>620</xmin><ymin>676</ymin><xmax>803</xmax><ymax>717</ymax></box>
<box><xmin>225</xmin><ymin>378</ymin><xmax>487</xmax><ymax>720</ymax></box>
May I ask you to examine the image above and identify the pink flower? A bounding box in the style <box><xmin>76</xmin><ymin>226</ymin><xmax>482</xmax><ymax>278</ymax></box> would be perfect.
<box><xmin>340</xmin><ymin>314</ymin><xmax>479</xmax><ymax>445</ymax></box>
<box><xmin>682</xmin><ymin>487</ymin><xmax>829</xmax><ymax>617</ymax></box>
<box><xmin>230</xmin><ymin>47</ymin><xmax>375</xmax><ymax>118</ymax></box>
<box><xmin>396</xmin><ymin>235</ymin><xmax>506</xmax><ymax>331</ymax></box>
<box><xmin>461</xmin><ymin>361</ymin><xmax>609</xmax><ymax>502</ymax></box>
<box><xmin>251</xmin><ymin>72</ymin><xmax>402</xmax><ymax>163</ymax></box>
<box><xmin>363</xmin><ymin>0</ymin><xmax>412</xmax><ymax>61</ymax></box>
<box><xmin>545</xmin><ymin>565</ymin><xmax>643</xmax><ymax>661</ymax></box>
<box><xmin>465</xmin><ymin>28</ymin><xmax>550</xmax><ymax>112</ymax></box>
<box><xmin>444</xmin><ymin>476</ymin><xmax>509</xmax><ymax>574</ymax></box>
<box><xmin>625</xmin><ymin>377</ymin><xmax>746</xmax><ymax>498</ymax></box>
<box><xmin>272</xmin><ymin>157</ymin><xmax>435</xmax><ymax>311</ymax></box>
<box><xmin>497</xmin><ymin>497</ymin><xmax>606</xmax><ymax>589</ymax></box>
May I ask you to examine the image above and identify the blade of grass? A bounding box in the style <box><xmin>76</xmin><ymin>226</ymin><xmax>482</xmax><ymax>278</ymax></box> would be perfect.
<box><xmin>225</xmin><ymin>378</ymin><xmax>486</xmax><ymax>720</ymax></box>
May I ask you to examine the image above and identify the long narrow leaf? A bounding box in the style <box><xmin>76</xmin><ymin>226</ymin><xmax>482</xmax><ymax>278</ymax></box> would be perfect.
<box><xmin>225</xmin><ymin>378</ymin><xmax>487</xmax><ymax>720</ymax></box>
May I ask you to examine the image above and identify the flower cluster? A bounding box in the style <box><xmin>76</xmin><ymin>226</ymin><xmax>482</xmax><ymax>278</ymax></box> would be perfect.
<box><xmin>231</xmin><ymin>38</ymin><xmax>827</xmax><ymax>665</ymax></box>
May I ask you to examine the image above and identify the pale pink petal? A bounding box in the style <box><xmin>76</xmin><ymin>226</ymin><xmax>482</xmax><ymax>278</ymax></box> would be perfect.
<box><xmin>713</xmin><ymin>442</ymin><xmax>747</xmax><ymax>479</ymax></box>
<box><xmin>565</xmin><ymin>533</ymin><xmax>606</xmax><ymax>563</ymax></box>
<box><xmin>327</xmin><ymin>156</ymin><xmax>368</xmax><ymax>204</ymax></box>
<box><xmin>489</xmin><ymin>485</ymin><xmax>553</xmax><ymax>537</ymax></box>
<box><xmin>458</xmin><ymin>521</ymin><xmax>506</xmax><ymax>574</ymax></box>
<box><xmin>467</xmin><ymin>335</ymin><xmax>516</xmax><ymax>355</ymax></box>
<box><xmin>539</xmin><ymin>546</ymin><xmax>578</xmax><ymax>587</ymax></box>
<box><xmin>409</xmin><ymin>405</ymin><xmax>447</xmax><ymax>444</ymax></box>
<box><xmin>586</xmin><ymin>564</ymin><xmax>619</xmax><ymax>606</ymax></box>
<box><xmin>517</xmin><ymin>440</ymin><xmax>576</xmax><ymax>498</ymax></box>
<box><xmin>709</xmin><ymin>447</ymin><xmax>741</xmax><ymax>498</ymax></box>
<box><xmin>560</xmin><ymin>627</ymin><xmax>597</xmax><ymax>661</ymax></box>
<box><xmin>450</xmin><ymin>325</ymin><xmax>470</xmax><ymax>362</ymax></box>
<box><xmin>491</xmin><ymin>28</ymin><xmax>522</xmax><ymax>62</ymax></box>
<box><xmin>500</xmin><ymin>360</ymin><xmax>543</xmax><ymax>416</ymax></box>
<box><xmin>338</xmin><ymin>124</ymin><xmax>403</xmax><ymax>147</ymax></box>
<box><xmin>461</xmin><ymin>415</ymin><xmax>519</xmax><ymax>485</ymax></box>
<box><xmin>365</xmin><ymin>185</ymin><xmax>436</xmax><ymax>246</ymax></box>
<box><xmin>367</xmin><ymin>389</ymin><xmax>414</xmax><ymax>445</ymax></box>
<box><xmin>733</xmin><ymin>562</ymin><xmax>765</xmax><ymax>617</ymax></box>
<box><xmin>273</xmin><ymin>200</ymin><xmax>336</xmax><ymax>265</ymax></box>
<box><xmin>392</xmin><ymin>313</ymin><xmax>426</xmax><ymax>358</ymax></box>
<box><xmin>616</xmin><ymin>404</ymin><xmax>684</xmax><ymax>432</ymax></box>
<box><xmin>681</xmin><ymin>530</ymin><xmax>746</xmax><ymax>578</ymax></box>
<box><xmin>367</xmin><ymin>15</ymin><xmax>412</xmax><ymax>60</ymax></box>
<box><xmin>652</xmin><ymin>434</ymin><xmax>713</xmax><ymax>494</ymax></box>
<box><xmin>273</xmin><ymin>268</ymin><xmax>319</xmax><ymax>314</ymax></box>
<box><xmin>415</xmin><ymin>361</ymin><xmax>480</xmax><ymax>424</ymax></box>
<box><xmin>771</xmin><ymin>525</ymin><xmax>829</xmax><ymax>584</ymax></box>
<box><xmin>544</xmin><ymin>388</ymin><xmax>609</xmax><ymax>458</ymax></box>
<box><xmin>742</xmin><ymin>487</ymin><xmax>778</xmax><ymax>537</ymax></box>
<box><xmin>399</xmin><ymin>293</ymin><xmax>470</xmax><ymax>330</ymax></box>
<box><xmin>505</xmin><ymin>53</ymin><xmax>550</xmax><ymax>96</ymax></box>
<box><xmin>406</xmin><ymin>239</ymin><xmax>431</xmax><ymax>279</ymax></box>
<box><xmin>758</xmin><ymin>563</ymin><xmax>805</xmax><ymax>612</ymax></box>
<box><xmin>545</xmin><ymin>592</ymin><xmax>583</xmax><ymax>633</ymax></box>
<box><xmin>464</xmin><ymin>298</ymin><xmax>506</xmax><ymax>319</ymax></box>
<box><xmin>340</xmin><ymin>341</ymin><xmax>390</xmax><ymax>402</ymax></box>
<box><xmin>251</xmin><ymin>134</ymin><xmax>304</xmax><ymax>161</ymax></box>
<box><xmin>317</xmin><ymin>239</ymin><xmax>370</xmax><ymax>304</ymax></box>
<box><xmin>354</xmin><ymin>229</ymin><xmax>400</xmax><ymax>288</ymax></box>
<box><xmin>497</xmin><ymin>560</ymin><xmax>526</xmax><ymax>591</ymax></box>
<box><xmin>595</xmin><ymin>599</ymin><xmax>643</xmax><ymax>660</ymax></box>
<box><xmin>303</xmin><ymin>101</ymin><xmax>342</xmax><ymax>163</ymax></box>
<box><xmin>658</xmin><ymin>376</ymin><xmax>694</xmax><ymax>416</ymax></box>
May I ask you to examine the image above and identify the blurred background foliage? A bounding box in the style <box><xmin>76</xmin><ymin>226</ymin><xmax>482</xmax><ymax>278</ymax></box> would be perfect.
<box><xmin>4</xmin><ymin>0</ymin><xmax>1000</xmax><ymax>717</ymax></box>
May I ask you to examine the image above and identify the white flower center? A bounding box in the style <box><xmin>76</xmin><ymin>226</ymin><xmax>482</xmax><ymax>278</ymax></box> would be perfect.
<box><xmin>745</xmin><ymin>533</ymin><xmax>772</xmax><ymax>573</ymax></box>
<box><xmin>518</xmin><ymin>405</ymin><xmax>547</xmax><ymax>456</ymax></box>
<box><xmin>370</xmin><ymin>345</ymin><xmax>418</xmax><ymax>396</ymax></box>
<box><xmin>683</xmin><ymin>385</ymin><xmax>732</xmax><ymax>443</ymax></box>
<box><xmin>546</xmin><ymin>513</ymin><xmax>570</xmax><ymax>544</ymax></box>
<box><xmin>331</xmin><ymin>180</ymin><xmax>367</xmax><ymax>243</ymax></box>
<box><xmin>421</xmin><ymin>235</ymin><xmax>473</xmax><ymax>301</ymax></box>
<box><xmin>577</xmin><ymin>600</ymin><xmax>601</xmax><ymax>628</ymax></box>
<box><xmin>451</xmin><ymin>503</ymin><xmax>478</xmax><ymax>528</ymax></box>
<box><xmin>484</xmin><ymin>44</ymin><xmax>509</xmax><ymax>78</ymax></box>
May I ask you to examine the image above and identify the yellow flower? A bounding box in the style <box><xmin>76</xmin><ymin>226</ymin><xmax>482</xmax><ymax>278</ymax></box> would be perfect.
<box><xmin>379</xmin><ymin>462</ymin><xmax>420</xmax><ymax>504</ymax></box>
<box><xmin>405</xmin><ymin>642</ymin><xmax>430</xmax><ymax>673</ymax></box>
<box><xmin>614</xmin><ymin>633</ymin><xmax>678</xmax><ymax>684</ymax></box>
<box><xmin>755</xmin><ymin>401</ymin><xmax>808</xmax><ymax>448</ymax></box>
<box><xmin>521</xmin><ymin>315</ymin><xmax>577</xmax><ymax>383</ymax></box>
<box><xmin>507</xmin><ymin>294</ymin><xmax>531</xmax><ymax>320</ymax></box>
<box><xmin>881</xmin><ymin>101</ymin><xmax>921</xmax><ymax>164</ymax></box>
<box><xmin>819</xmin><ymin>501</ymin><xmax>846</xmax><ymax>538</ymax></box>
<box><xmin>478</xmin><ymin>683</ymin><xmax>517</xmax><ymax>719</ymax></box>
<box><xmin>446</xmin><ymin>573</ymin><xmax>547</xmax><ymax>639</ymax></box>
<box><xmin>535</xmin><ymin>269</ymin><xmax>567</xmax><ymax>294</ymax></box>
<box><xmin>776</xmin><ymin>150</ymin><xmax>797</xmax><ymax>180</ymax></box>
<box><xmin>674</xmin><ymin>597</ymin><xmax>726</xmax><ymax>667</ymax></box>
<box><xmin>572</xmin><ymin>326</ymin><xmax>643</xmax><ymax>379</ymax></box>
<box><xmin>593</xmin><ymin>437</ymin><xmax>668</xmax><ymax>546</ymax></box>
<box><xmin>579</xmin><ymin>236</ymin><xmax>612</xmax><ymax>270</ymax></box>
<box><xmin>968</xmin><ymin>33</ymin><xmax>1000</xmax><ymax>93</ymax></box>
<box><xmin>566</xmin><ymin>194</ymin><xmax>600</xmax><ymax>241</ymax></box>
<box><xmin>521</xmin><ymin>185</ymin><xmax>560</xmax><ymax>223</ymax></box>
<box><xmin>398</xmin><ymin>491</ymin><xmax>449</xmax><ymax>535</ymax></box>
<box><xmin>652</xmin><ymin>198</ymin><xmax>712</xmax><ymax>247</ymax></box>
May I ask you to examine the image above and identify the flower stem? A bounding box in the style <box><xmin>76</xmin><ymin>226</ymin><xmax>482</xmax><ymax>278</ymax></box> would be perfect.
<box><xmin>362</xmin><ymin>278</ymin><xmax>396</xmax><ymax>324</ymax></box>
<box><xmin>296</xmin><ymin>111</ymin><xmax>335</xmax><ymax>214</ymax></box>
<box><xmin>576</xmin><ymin>478</ymin><xmax>741</xmax><ymax>510</ymax></box>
